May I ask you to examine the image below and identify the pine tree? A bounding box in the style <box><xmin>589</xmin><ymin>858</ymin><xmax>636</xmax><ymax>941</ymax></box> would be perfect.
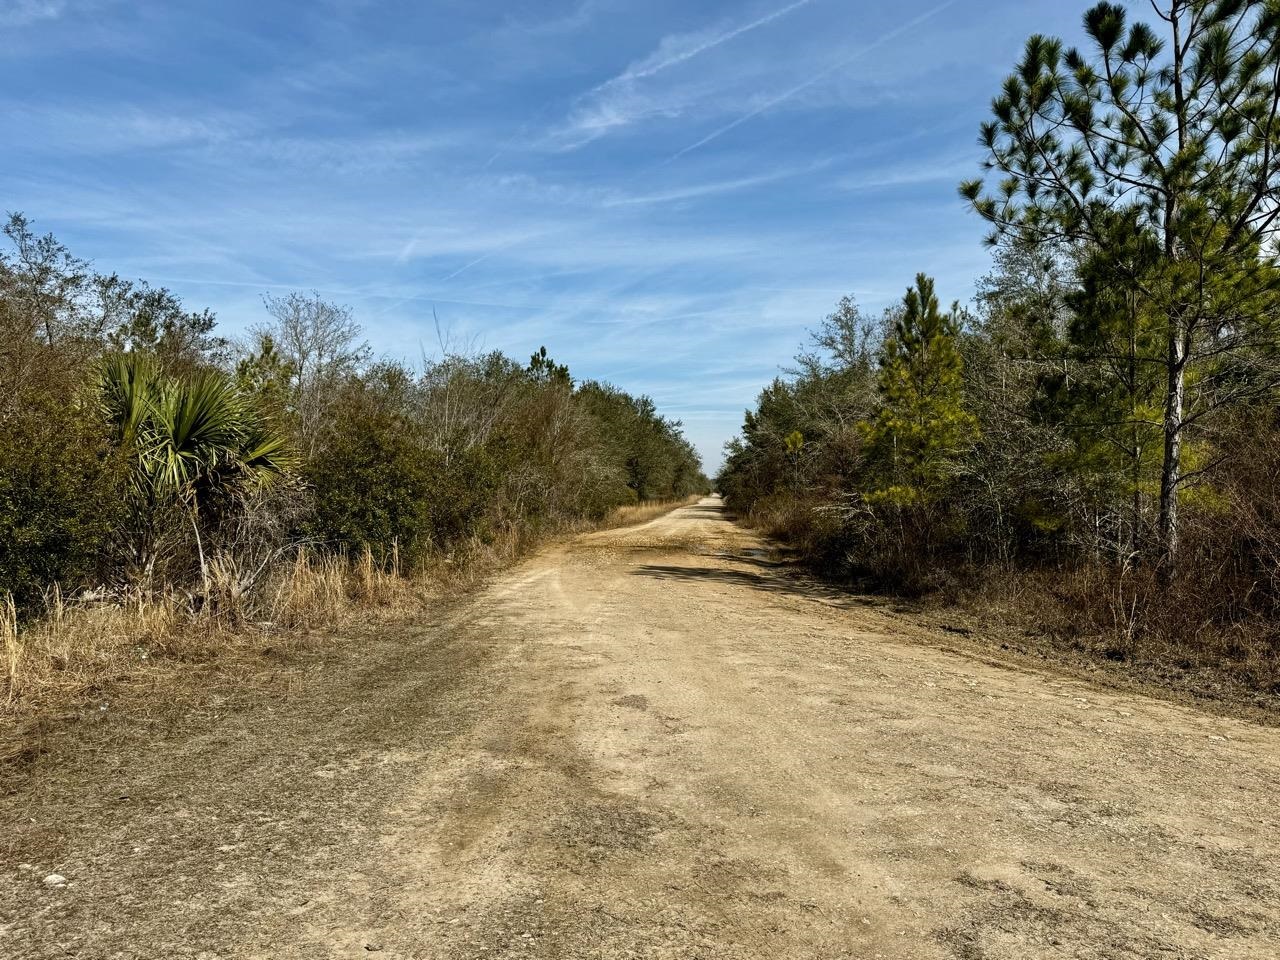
<box><xmin>864</xmin><ymin>274</ymin><xmax>977</xmax><ymax>505</ymax></box>
<box><xmin>962</xmin><ymin>0</ymin><xmax>1280</xmax><ymax>568</ymax></box>
<box><xmin>1053</xmin><ymin>217</ymin><xmax>1167</xmax><ymax>559</ymax></box>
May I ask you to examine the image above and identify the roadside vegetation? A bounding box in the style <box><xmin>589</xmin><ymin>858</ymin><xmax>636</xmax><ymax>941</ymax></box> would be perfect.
<box><xmin>0</xmin><ymin>214</ymin><xmax>707</xmax><ymax>734</ymax></box>
<box><xmin>719</xmin><ymin>1</ymin><xmax>1280</xmax><ymax>700</ymax></box>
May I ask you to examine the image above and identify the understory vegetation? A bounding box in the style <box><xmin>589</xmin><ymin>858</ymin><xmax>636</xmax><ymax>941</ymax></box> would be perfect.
<box><xmin>719</xmin><ymin>1</ymin><xmax>1280</xmax><ymax>697</ymax></box>
<box><xmin>0</xmin><ymin>214</ymin><xmax>706</xmax><ymax>721</ymax></box>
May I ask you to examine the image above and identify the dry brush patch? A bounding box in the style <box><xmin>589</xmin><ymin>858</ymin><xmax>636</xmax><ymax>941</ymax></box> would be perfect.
<box><xmin>901</xmin><ymin>564</ymin><xmax>1280</xmax><ymax>721</ymax></box>
<box><xmin>0</xmin><ymin>546</ymin><xmax>422</xmax><ymax>765</ymax></box>
<box><xmin>596</xmin><ymin>495</ymin><xmax>702</xmax><ymax>531</ymax></box>
<box><xmin>728</xmin><ymin>491</ymin><xmax>1280</xmax><ymax>717</ymax></box>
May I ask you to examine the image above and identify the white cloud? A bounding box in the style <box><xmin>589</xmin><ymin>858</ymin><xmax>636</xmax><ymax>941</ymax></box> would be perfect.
<box><xmin>231</xmin><ymin>132</ymin><xmax>458</xmax><ymax>175</ymax></box>
<box><xmin>468</xmin><ymin>160</ymin><xmax>829</xmax><ymax>211</ymax></box>
<box><xmin>3</xmin><ymin>103</ymin><xmax>257</xmax><ymax>153</ymax></box>
<box><xmin>836</xmin><ymin>150</ymin><xmax>976</xmax><ymax>191</ymax></box>
<box><xmin>3</xmin><ymin>99</ymin><xmax>462</xmax><ymax>177</ymax></box>
<box><xmin>0</xmin><ymin>0</ymin><xmax>65</xmax><ymax>27</ymax></box>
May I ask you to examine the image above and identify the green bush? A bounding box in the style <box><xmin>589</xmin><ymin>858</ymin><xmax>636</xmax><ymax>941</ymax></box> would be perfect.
<box><xmin>305</xmin><ymin>376</ymin><xmax>437</xmax><ymax>564</ymax></box>
<box><xmin>0</xmin><ymin>378</ymin><xmax>125</xmax><ymax>609</ymax></box>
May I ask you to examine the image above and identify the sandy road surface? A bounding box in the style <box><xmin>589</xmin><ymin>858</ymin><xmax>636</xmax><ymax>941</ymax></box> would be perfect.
<box><xmin>4</xmin><ymin>496</ymin><xmax>1279</xmax><ymax>959</ymax></box>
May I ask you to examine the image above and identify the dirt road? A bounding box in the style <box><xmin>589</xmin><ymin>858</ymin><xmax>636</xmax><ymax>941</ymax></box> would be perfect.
<box><xmin>4</xmin><ymin>496</ymin><xmax>1279</xmax><ymax>958</ymax></box>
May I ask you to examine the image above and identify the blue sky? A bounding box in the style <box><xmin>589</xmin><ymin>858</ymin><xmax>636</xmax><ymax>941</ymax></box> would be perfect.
<box><xmin>1</xmin><ymin>0</ymin><xmax>1089</xmax><ymax>470</ymax></box>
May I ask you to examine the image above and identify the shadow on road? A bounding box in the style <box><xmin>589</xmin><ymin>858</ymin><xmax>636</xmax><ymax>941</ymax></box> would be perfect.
<box><xmin>632</xmin><ymin>561</ymin><xmax>879</xmax><ymax>609</ymax></box>
<box><xmin>673</xmin><ymin>504</ymin><xmax>731</xmax><ymax>521</ymax></box>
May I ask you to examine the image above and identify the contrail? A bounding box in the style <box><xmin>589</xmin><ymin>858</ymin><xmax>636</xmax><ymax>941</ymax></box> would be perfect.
<box><xmin>670</xmin><ymin>0</ymin><xmax>957</xmax><ymax>162</ymax></box>
<box><xmin>556</xmin><ymin>0</ymin><xmax>820</xmax><ymax>148</ymax></box>
<box><xmin>441</xmin><ymin>251</ymin><xmax>494</xmax><ymax>282</ymax></box>
<box><xmin>616</xmin><ymin>0</ymin><xmax>818</xmax><ymax>85</ymax></box>
<box><xmin>435</xmin><ymin>223</ymin><xmax>566</xmax><ymax>283</ymax></box>
<box><xmin>369</xmin><ymin>251</ymin><xmax>499</xmax><ymax>319</ymax></box>
<box><xmin>372</xmin><ymin>251</ymin><xmax>498</xmax><ymax>319</ymax></box>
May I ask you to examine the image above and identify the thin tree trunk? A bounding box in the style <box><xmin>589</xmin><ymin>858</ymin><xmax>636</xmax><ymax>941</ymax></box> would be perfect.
<box><xmin>191</xmin><ymin>507</ymin><xmax>210</xmax><ymax>599</ymax></box>
<box><xmin>1158</xmin><ymin>2</ymin><xmax>1188</xmax><ymax>578</ymax></box>
<box><xmin>1131</xmin><ymin>484</ymin><xmax>1142</xmax><ymax>563</ymax></box>
<box><xmin>1157</xmin><ymin>332</ymin><xmax>1186</xmax><ymax>574</ymax></box>
<box><xmin>1129</xmin><ymin>287</ymin><xmax>1142</xmax><ymax>562</ymax></box>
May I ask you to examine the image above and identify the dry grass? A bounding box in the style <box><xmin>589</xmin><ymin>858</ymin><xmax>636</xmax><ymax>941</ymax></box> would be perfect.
<box><xmin>598</xmin><ymin>495</ymin><xmax>701</xmax><ymax>530</ymax></box>
<box><xmin>265</xmin><ymin>545</ymin><xmax>421</xmax><ymax>630</ymax></box>
<box><xmin>0</xmin><ymin>501</ymin><xmax>696</xmax><ymax>763</ymax></box>
<box><xmin>1032</xmin><ymin>564</ymin><xmax>1280</xmax><ymax>694</ymax></box>
<box><xmin>0</xmin><ymin>545</ymin><xmax>424</xmax><ymax>760</ymax></box>
<box><xmin>923</xmin><ymin>563</ymin><xmax>1280</xmax><ymax>716</ymax></box>
<box><xmin>735</xmin><ymin>491</ymin><xmax>1280</xmax><ymax>710</ymax></box>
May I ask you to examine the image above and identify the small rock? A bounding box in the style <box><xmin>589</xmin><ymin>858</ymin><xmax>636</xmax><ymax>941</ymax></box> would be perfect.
<box><xmin>364</xmin><ymin>944</ymin><xmax>383</xmax><ymax>953</ymax></box>
<box><xmin>43</xmin><ymin>873</ymin><xmax>68</xmax><ymax>887</ymax></box>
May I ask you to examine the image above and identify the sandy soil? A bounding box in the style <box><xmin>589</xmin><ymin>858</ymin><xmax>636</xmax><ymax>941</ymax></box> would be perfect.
<box><xmin>3</xmin><ymin>496</ymin><xmax>1279</xmax><ymax>959</ymax></box>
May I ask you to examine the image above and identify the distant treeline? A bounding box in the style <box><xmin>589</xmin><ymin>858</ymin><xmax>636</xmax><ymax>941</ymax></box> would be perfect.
<box><xmin>719</xmin><ymin>1</ymin><xmax>1280</xmax><ymax>690</ymax></box>
<box><xmin>0</xmin><ymin>213</ymin><xmax>707</xmax><ymax>614</ymax></box>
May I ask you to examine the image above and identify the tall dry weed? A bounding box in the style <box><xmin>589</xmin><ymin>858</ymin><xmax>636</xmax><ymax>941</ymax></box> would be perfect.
<box><xmin>268</xmin><ymin>549</ymin><xmax>347</xmax><ymax>630</ymax></box>
<box><xmin>602</xmin><ymin>496</ymin><xmax>700</xmax><ymax>530</ymax></box>
<box><xmin>3</xmin><ymin>594</ymin><xmax>20</xmax><ymax>704</ymax></box>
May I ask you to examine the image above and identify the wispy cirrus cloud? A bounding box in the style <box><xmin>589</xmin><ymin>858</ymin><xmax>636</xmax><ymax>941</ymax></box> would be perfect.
<box><xmin>550</xmin><ymin>0</ymin><xmax>818</xmax><ymax>149</ymax></box>
<box><xmin>465</xmin><ymin>159</ymin><xmax>830</xmax><ymax>211</ymax></box>
<box><xmin>500</xmin><ymin>0</ymin><xmax>609</xmax><ymax>37</ymax></box>
<box><xmin>0</xmin><ymin>0</ymin><xmax>66</xmax><ymax>27</ymax></box>
<box><xmin>4</xmin><ymin>104</ymin><xmax>257</xmax><ymax>154</ymax></box>
<box><xmin>5</xmin><ymin>99</ymin><xmax>463</xmax><ymax>177</ymax></box>
<box><xmin>612</xmin><ymin>0</ymin><xmax>814</xmax><ymax>85</ymax></box>
<box><xmin>836</xmin><ymin>149</ymin><xmax>976</xmax><ymax>192</ymax></box>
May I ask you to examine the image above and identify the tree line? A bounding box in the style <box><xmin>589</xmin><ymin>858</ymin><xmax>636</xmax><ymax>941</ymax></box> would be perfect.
<box><xmin>718</xmin><ymin>1</ymin><xmax>1280</xmax><ymax>685</ymax></box>
<box><xmin>0</xmin><ymin>215</ymin><xmax>707</xmax><ymax>615</ymax></box>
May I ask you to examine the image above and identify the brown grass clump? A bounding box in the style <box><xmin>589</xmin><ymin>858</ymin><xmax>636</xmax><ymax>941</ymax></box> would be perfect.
<box><xmin>4</xmin><ymin>589</ymin><xmax>185</xmax><ymax>716</ymax></box>
<box><xmin>599</xmin><ymin>496</ymin><xmax>701</xmax><ymax>530</ymax></box>
<box><xmin>932</xmin><ymin>562</ymin><xmax>1280</xmax><ymax>712</ymax></box>
<box><xmin>3</xmin><ymin>593</ymin><xmax>21</xmax><ymax>705</ymax></box>
<box><xmin>0</xmin><ymin>546</ymin><xmax>425</xmax><ymax>753</ymax></box>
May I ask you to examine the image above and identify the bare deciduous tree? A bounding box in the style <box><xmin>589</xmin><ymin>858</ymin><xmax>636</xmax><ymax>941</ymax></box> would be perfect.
<box><xmin>253</xmin><ymin>291</ymin><xmax>370</xmax><ymax>456</ymax></box>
